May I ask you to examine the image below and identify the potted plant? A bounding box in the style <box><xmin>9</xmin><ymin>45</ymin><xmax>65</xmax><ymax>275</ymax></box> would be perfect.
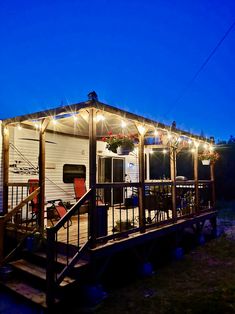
<box><xmin>102</xmin><ymin>132</ymin><xmax>136</xmax><ymax>155</ymax></box>
<box><xmin>112</xmin><ymin>219</ymin><xmax>135</xmax><ymax>232</ymax></box>
<box><xmin>198</xmin><ymin>151</ymin><xmax>219</xmax><ymax>165</ymax></box>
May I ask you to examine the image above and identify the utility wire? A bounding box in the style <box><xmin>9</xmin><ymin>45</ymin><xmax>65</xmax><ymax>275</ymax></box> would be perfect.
<box><xmin>165</xmin><ymin>20</ymin><xmax>235</xmax><ymax>116</ymax></box>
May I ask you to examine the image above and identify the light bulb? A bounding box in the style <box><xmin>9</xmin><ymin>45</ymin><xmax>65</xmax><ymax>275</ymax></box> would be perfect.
<box><xmin>96</xmin><ymin>114</ymin><xmax>105</xmax><ymax>122</ymax></box>
<box><xmin>121</xmin><ymin>120</ymin><xmax>127</xmax><ymax>128</ymax></box>
<box><xmin>73</xmin><ymin>114</ymin><xmax>78</xmax><ymax>121</ymax></box>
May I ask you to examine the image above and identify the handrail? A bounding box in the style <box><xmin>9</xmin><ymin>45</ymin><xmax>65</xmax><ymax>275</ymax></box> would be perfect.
<box><xmin>46</xmin><ymin>188</ymin><xmax>93</xmax><ymax>305</ymax></box>
<box><xmin>49</xmin><ymin>188</ymin><xmax>92</xmax><ymax>232</ymax></box>
<box><xmin>4</xmin><ymin>187</ymin><xmax>40</xmax><ymax>222</ymax></box>
<box><xmin>7</xmin><ymin>182</ymin><xmax>38</xmax><ymax>187</ymax></box>
<box><xmin>96</xmin><ymin>182</ymin><xmax>140</xmax><ymax>188</ymax></box>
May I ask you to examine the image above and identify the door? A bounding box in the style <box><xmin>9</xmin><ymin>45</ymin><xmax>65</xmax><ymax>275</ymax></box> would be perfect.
<box><xmin>98</xmin><ymin>157</ymin><xmax>125</xmax><ymax>205</ymax></box>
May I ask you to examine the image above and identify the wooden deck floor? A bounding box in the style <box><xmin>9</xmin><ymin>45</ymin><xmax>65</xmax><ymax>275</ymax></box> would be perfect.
<box><xmin>54</xmin><ymin>206</ymin><xmax>173</xmax><ymax>247</ymax></box>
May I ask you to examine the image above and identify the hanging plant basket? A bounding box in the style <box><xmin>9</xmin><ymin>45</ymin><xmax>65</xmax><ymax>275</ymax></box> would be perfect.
<box><xmin>201</xmin><ymin>159</ymin><xmax>210</xmax><ymax>166</ymax></box>
<box><xmin>117</xmin><ymin>145</ymin><xmax>133</xmax><ymax>155</ymax></box>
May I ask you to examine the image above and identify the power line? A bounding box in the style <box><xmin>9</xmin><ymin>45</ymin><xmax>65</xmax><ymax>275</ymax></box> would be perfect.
<box><xmin>165</xmin><ymin>20</ymin><xmax>235</xmax><ymax>116</ymax></box>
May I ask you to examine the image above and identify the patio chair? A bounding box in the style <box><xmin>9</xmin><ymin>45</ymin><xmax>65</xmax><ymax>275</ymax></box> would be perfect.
<box><xmin>74</xmin><ymin>178</ymin><xmax>87</xmax><ymax>201</ymax></box>
<box><xmin>46</xmin><ymin>199</ymin><xmax>72</xmax><ymax>228</ymax></box>
<box><xmin>28</xmin><ymin>179</ymin><xmax>39</xmax><ymax>220</ymax></box>
<box><xmin>73</xmin><ymin>177</ymin><xmax>104</xmax><ymax>207</ymax></box>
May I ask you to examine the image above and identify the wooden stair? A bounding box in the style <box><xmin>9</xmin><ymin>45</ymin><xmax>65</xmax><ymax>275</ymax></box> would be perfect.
<box><xmin>0</xmin><ymin>248</ymin><xmax>90</xmax><ymax>309</ymax></box>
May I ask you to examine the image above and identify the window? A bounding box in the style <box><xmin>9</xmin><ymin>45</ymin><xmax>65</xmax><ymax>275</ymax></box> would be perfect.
<box><xmin>63</xmin><ymin>164</ymin><xmax>86</xmax><ymax>183</ymax></box>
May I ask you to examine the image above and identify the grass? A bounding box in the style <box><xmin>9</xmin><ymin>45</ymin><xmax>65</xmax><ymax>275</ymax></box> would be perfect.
<box><xmin>95</xmin><ymin>235</ymin><xmax>235</xmax><ymax>314</ymax></box>
<box><xmin>216</xmin><ymin>200</ymin><xmax>235</xmax><ymax>220</ymax></box>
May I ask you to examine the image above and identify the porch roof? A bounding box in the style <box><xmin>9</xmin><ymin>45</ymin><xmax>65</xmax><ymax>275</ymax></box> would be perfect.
<box><xmin>1</xmin><ymin>99</ymin><xmax>211</xmax><ymax>143</ymax></box>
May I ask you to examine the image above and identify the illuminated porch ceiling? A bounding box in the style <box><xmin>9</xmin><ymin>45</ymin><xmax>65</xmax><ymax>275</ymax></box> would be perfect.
<box><xmin>2</xmin><ymin>100</ymin><xmax>213</xmax><ymax>148</ymax></box>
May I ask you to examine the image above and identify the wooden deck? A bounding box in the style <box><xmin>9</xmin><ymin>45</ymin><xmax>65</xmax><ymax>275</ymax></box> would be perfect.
<box><xmin>54</xmin><ymin>206</ymin><xmax>215</xmax><ymax>250</ymax></box>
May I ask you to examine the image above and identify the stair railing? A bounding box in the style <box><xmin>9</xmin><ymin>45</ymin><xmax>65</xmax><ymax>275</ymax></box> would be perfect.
<box><xmin>0</xmin><ymin>186</ymin><xmax>41</xmax><ymax>265</ymax></box>
<box><xmin>46</xmin><ymin>188</ymin><xmax>92</xmax><ymax>307</ymax></box>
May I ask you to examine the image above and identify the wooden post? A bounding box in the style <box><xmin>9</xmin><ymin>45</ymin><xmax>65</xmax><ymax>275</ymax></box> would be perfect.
<box><xmin>210</xmin><ymin>163</ymin><xmax>216</xmax><ymax>207</ymax></box>
<box><xmin>0</xmin><ymin>216</ymin><xmax>4</xmax><ymax>264</ymax></box>
<box><xmin>138</xmin><ymin>133</ymin><xmax>146</xmax><ymax>233</ymax></box>
<box><xmin>89</xmin><ymin>108</ymin><xmax>97</xmax><ymax>244</ymax></box>
<box><xmin>194</xmin><ymin>146</ymin><xmax>199</xmax><ymax>214</ymax></box>
<box><xmin>38</xmin><ymin>119</ymin><xmax>49</xmax><ymax>235</ymax></box>
<box><xmin>170</xmin><ymin>146</ymin><xmax>177</xmax><ymax>221</ymax></box>
<box><xmin>46</xmin><ymin>227</ymin><xmax>56</xmax><ymax>308</ymax></box>
<box><xmin>2</xmin><ymin>124</ymin><xmax>9</xmax><ymax>215</ymax></box>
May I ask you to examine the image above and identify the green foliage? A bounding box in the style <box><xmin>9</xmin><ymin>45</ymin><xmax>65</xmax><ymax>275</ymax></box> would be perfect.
<box><xmin>198</xmin><ymin>151</ymin><xmax>220</xmax><ymax>163</ymax></box>
<box><xmin>113</xmin><ymin>220</ymin><xmax>134</xmax><ymax>232</ymax></box>
<box><xmin>102</xmin><ymin>132</ymin><xmax>136</xmax><ymax>153</ymax></box>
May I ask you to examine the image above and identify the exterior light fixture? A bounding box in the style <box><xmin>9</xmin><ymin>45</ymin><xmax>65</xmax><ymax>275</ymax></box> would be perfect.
<box><xmin>52</xmin><ymin>117</ymin><xmax>57</xmax><ymax>125</ymax></box>
<box><xmin>149</xmin><ymin>149</ymin><xmax>154</xmax><ymax>154</ymax></box>
<box><xmin>194</xmin><ymin>141</ymin><xmax>199</xmax><ymax>148</ymax></box>
<box><xmin>188</xmin><ymin>139</ymin><xmax>192</xmax><ymax>145</ymax></box>
<box><xmin>163</xmin><ymin>149</ymin><xmax>167</xmax><ymax>154</ymax></box>
<box><xmin>17</xmin><ymin>124</ymin><xmax>22</xmax><ymax>130</ymax></box>
<box><xmin>203</xmin><ymin>143</ymin><xmax>208</xmax><ymax>149</ymax></box>
<box><xmin>177</xmin><ymin>137</ymin><xmax>182</xmax><ymax>143</ymax></box>
<box><xmin>191</xmin><ymin>148</ymin><xmax>196</xmax><ymax>153</ymax></box>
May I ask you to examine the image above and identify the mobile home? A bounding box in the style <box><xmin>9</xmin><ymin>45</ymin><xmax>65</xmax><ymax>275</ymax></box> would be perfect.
<box><xmin>0</xmin><ymin>97</ymin><xmax>217</xmax><ymax>308</ymax></box>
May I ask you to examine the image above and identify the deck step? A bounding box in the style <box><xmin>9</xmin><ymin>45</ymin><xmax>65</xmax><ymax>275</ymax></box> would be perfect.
<box><xmin>32</xmin><ymin>251</ymin><xmax>90</xmax><ymax>268</ymax></box>
<box><xmin>1</xmin><ymin>279</ymin><xmax>56</xmax><ymax>308</ymax></box>
<box><xmin>10</xmin><ymin>259</ymin><xmax>75</xmax><ymax>287</ymax></box>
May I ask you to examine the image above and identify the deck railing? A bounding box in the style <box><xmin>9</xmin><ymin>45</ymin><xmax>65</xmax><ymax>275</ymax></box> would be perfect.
<box><xmin>144</xmin><ymin>181</ymin><xmax>173</xmax><ymax>226</ymax></box>
<box><xmin>0</xmin><ymin>185</ymin><xmax>41</xmax><ymax>264</ymax></box>
<box><xmin>175</xmin><ymin>180</ymin><xmax>213</xmax><ymax>217</ymax></box>
<box><xmin>46</xmin><ymin>189</ymin><xmax>93</xmax><ymax>306</ymax></box>
<box><xmin>7</xmin><ymin>182</ymin><xmax>39</xmax><ymax>229</ymax></box>
<box><xmin>95</xmin><ymin>182</ymin><xmax>141</xmax><ymax>241</ymax></box>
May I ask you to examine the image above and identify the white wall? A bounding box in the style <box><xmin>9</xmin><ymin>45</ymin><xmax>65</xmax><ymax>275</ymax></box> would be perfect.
<box><xmin>8</xmin><ymin>127</ymin><xmax>139</xmax><ymax>205</ymax></box>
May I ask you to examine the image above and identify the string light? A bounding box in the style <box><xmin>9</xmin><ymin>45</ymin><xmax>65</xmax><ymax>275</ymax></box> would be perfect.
<box><xmin>96</xmin><ymin>114</ymin><xmax>105</xmax><ymax>122</ymax></box>
<box><xmin>191</xmin><ymin>148</ymin><xmax>196</xmax><ymax>153</ymax></box>
<box><xmin>73</xmin><ymin>114</ymin><xmax>78</xmax><ymax>121</ymax></box>
<box><xmin>177</xmin><ymin>137</ymin><xmax>182</xmax><ymax>143</ymax></box>
<box><xmin>121</xmin><ymin>120</ymin><xmax>127</xmax><ymax>128</ymax></box>
<box><xmin>203</xmin><ymin>143</ymin><xmax>208</xmax><ymax>149</ymax></box>
<box><xmin>167</xmin><ymin>133</ymin><xmax>172</xmax><ymax>140</ymax></box>
<box><xmin>52</xmin><ymin>117</ymin><xmax>57</xmax><ymax>125</ymax></box>
<box><xmin>138</xmin><ymin>125</ymin><xmax>146</xmax><ymax>135</ymax></box>
<box><xmin>154</xmin><ymin>129</ymin><xmax>159</xmax><ymax>136</ymax></box>
<box><xmin>34</xmin><ymin>123</ymin><xmax>40</xmax><ymax>130</ymax></box>
<box><xmin>188</xmin><ymin>139</ymin><xmax>192</xmax><ymax>145</ymax></box>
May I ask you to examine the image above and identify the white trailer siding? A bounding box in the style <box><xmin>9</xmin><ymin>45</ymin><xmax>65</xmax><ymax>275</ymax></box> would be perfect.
<box><xmin>8</xmin><ymin>127</ymin><xmax>139</xmax><ymax>205</ymax></box>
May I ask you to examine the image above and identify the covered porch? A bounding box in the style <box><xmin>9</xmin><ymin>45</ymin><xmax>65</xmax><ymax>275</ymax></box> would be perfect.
<box><xmin>0</xmin><ymin>99</ymin><xmax>217</xmax><ymax>307</ymax></box>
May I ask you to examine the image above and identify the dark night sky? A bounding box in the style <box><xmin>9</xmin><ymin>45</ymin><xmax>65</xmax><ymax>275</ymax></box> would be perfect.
<box><xmin>0</xmin><ymin>0</ymin><xmax>235</xmax><ymax>141</ymax></box>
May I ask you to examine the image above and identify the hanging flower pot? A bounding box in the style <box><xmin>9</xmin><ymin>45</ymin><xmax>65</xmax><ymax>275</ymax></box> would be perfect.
<box><xmin>201</xmin><ymin>159</ymin><xmax>210</xmax><ymax>166</ymax></box>
<box><xmin>198</xmin><ymin>150</ymin><xmax>219</xmax><ymax>166</ymax></box>
<box><xmin>103</xmin><ymin>132</ymin><xmax>136</xmax><ymax>154</ymax></box>
<box><xmin>117</xmin><ymin>145</ymin><xmax>133</xmax><ymax>155</ymax></box>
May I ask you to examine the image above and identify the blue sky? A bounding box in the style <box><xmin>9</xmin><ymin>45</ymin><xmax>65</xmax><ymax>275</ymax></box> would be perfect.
<box><xmin>0</xmin><ymin>0</ymin><xmax>235</xmax><ymax>141</ymax></box>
